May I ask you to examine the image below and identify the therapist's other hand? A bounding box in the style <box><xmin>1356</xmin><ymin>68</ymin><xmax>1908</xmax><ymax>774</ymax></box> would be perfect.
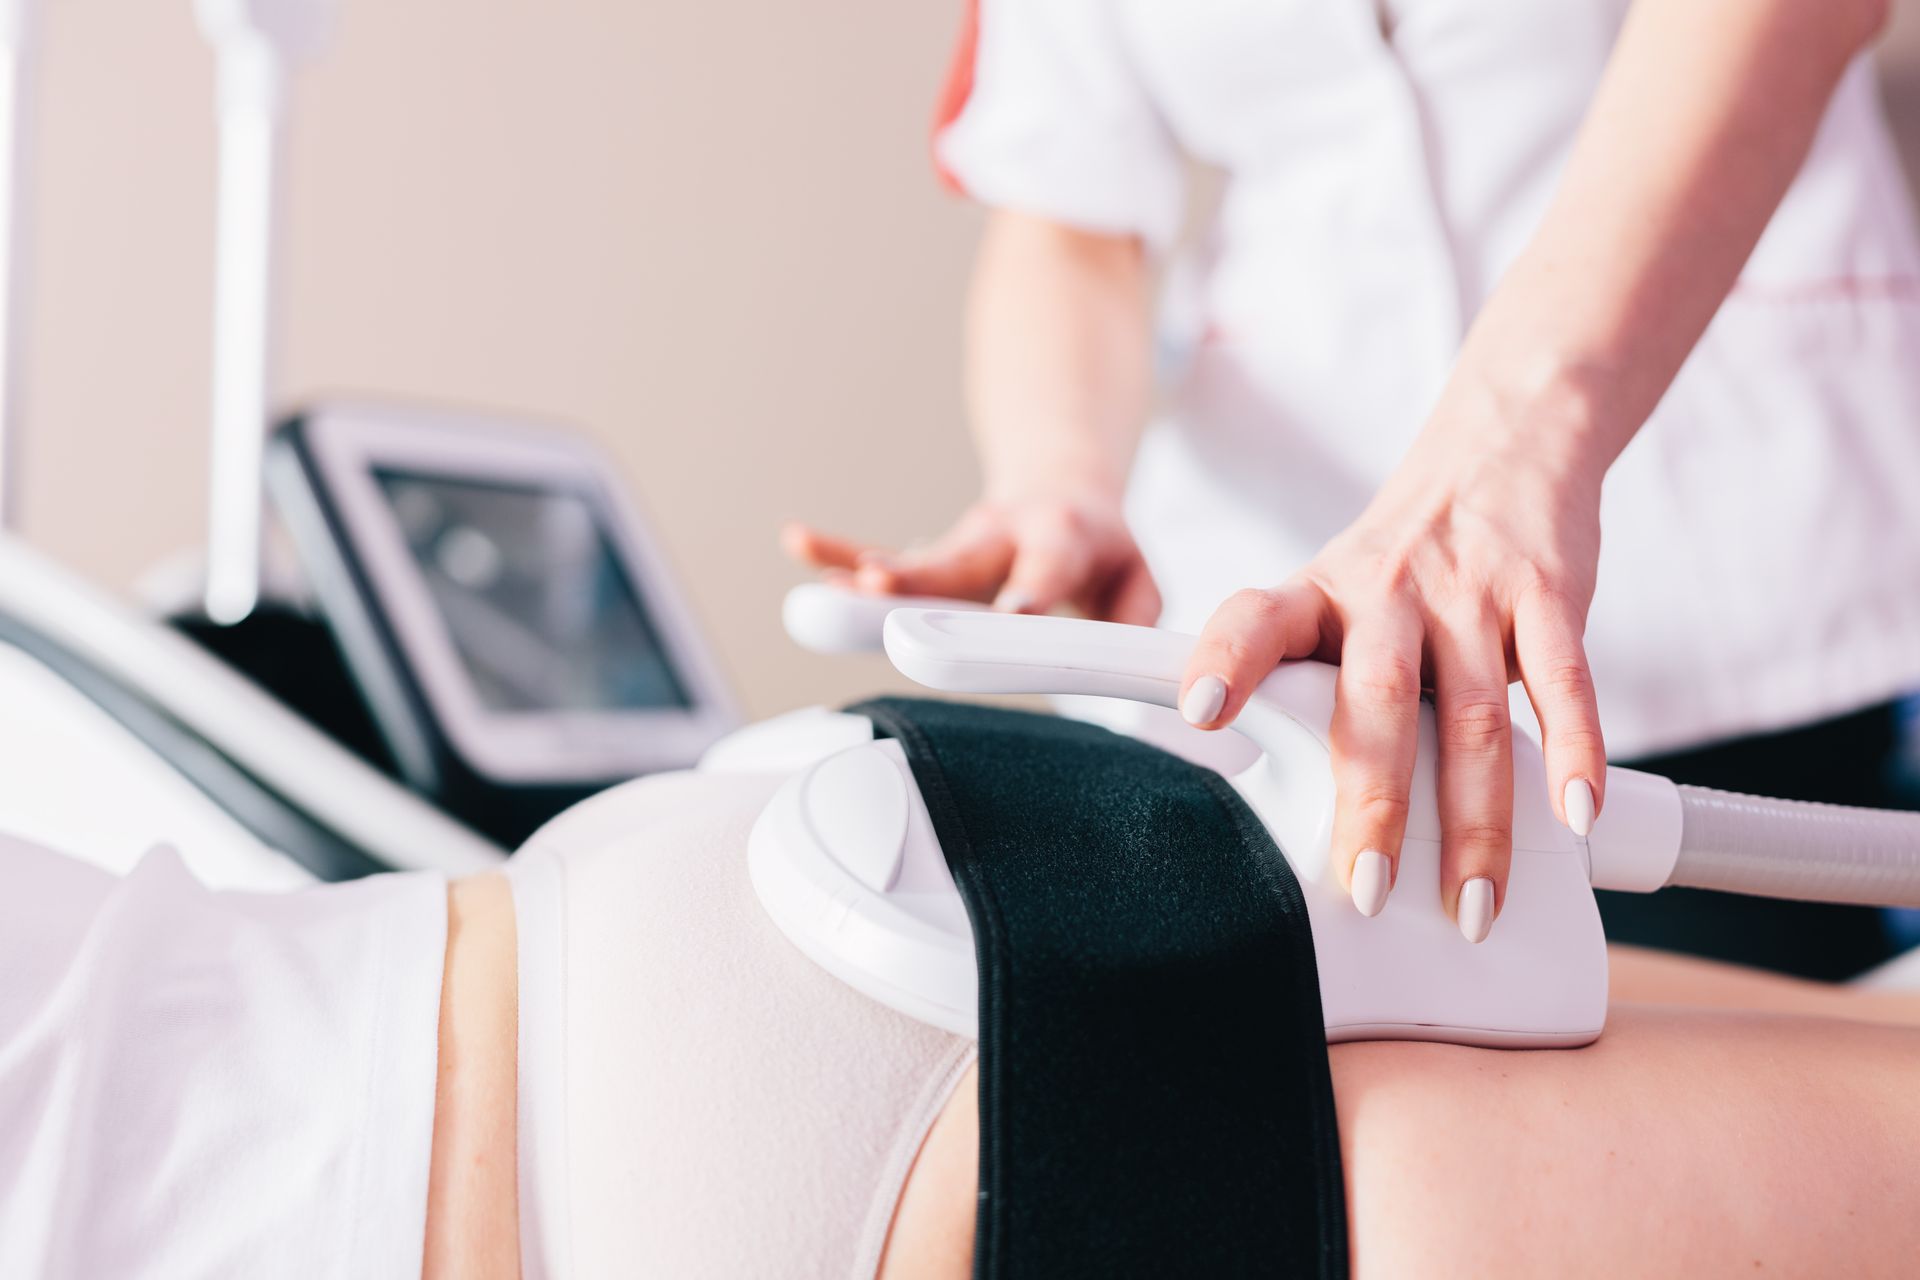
<box><xmin>782</xmin><ymin>479</ymin><xmax>1161</xmax><ymax>625</ymax></box>
<box><xmin>1176</xmin><ymin>389</ymin><xmax>1609</xmax><ymax>944</ymax></box>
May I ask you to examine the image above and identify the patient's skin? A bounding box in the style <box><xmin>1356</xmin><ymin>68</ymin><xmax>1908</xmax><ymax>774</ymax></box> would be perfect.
<box><xmin>1337</xmin><ymin>1003</ymin><xmax>1920</xmax><ymax>1276</ymax></box>
<box><xmin>426</xmin><ymin>880</ymin><xmax>1920</xmax><ymax>1279</ymax></box>
<box><xmin>881</xmin><ymin>948</ymin><xmax>1920</xmax><ymax>1278</ymax></box>
<box><xmin>425</xmin><ymin>876</ymin><xmax>519</xmax><ymax>1279</ymax></box>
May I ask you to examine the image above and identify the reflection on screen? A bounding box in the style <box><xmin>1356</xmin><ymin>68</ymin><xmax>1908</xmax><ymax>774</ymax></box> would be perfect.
<box><xmin>375</xmin><ymin>470</ymin><xmax>692</xmax><ymax>713</ymax></box>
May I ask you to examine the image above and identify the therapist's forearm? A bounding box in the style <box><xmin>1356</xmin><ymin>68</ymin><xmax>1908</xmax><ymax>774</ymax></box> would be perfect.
<box><xmin>1186</xmin><ymin>0</ymin><xmax>1891</xmax><ymax>938</ymax></box>
<box><xmin>1466</xmin><ymin>0</ymin><xmax>1890</xmax><ymax>469</ymax></box>
<box><xmin>965</xmin><ymin>211</ymin><xmax>1154</xmax><ymax>501</ymax></box>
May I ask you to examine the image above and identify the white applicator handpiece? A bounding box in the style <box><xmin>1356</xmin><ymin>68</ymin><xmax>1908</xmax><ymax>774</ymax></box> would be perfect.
<box><xmin>785</xmin><ymin>583</ymin><xmax>1920</xmax><ymax>912</ymax></box>
<box><xmin>755</xmin><ymin>586</ymin><xmax>1920</xmax><ymax>1046</ymax></box>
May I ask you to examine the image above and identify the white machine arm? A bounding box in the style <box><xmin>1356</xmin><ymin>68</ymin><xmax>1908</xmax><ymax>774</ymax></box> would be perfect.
<box><xmin>196</xmin><ymin>0</ymin><xmax>334</xmax><ymax>623</ymax></box>
<box><xmin>0</xmin><ymin>0</ymin><xmax>34</xmax><ymax>530</ymax></box>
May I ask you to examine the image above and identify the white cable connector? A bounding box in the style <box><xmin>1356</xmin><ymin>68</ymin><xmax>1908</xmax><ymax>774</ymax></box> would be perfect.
<box><xmin>1584</xmin><ymin>765</ymin><xmax>1683</xmax><ymax>893</ymax></box>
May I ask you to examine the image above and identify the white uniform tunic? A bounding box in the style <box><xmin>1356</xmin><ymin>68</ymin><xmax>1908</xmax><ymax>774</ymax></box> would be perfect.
<box><xmin>937</xmin><ymin>0</ymin><xmax>1920</xmax><ymax>758</ymax></box>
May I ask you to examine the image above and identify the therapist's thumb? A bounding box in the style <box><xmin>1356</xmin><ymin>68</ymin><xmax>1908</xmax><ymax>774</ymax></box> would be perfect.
<box><xmin>1102</xmin><ymin>562</ymin><xmax>1163</xmax><ymax>627</ymax></box>
<box><xmin>852</xmin><ymin>506</ymin><xmax>1017</xmax><ymax>601</ymax></box>
<box><xmin>994</xmin><ymin>517</ymin><xmax>1096</xmax><ymax>614</ymax></box>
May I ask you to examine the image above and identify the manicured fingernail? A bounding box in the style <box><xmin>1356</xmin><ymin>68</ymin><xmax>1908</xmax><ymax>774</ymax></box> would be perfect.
<box><xmin>1350</xmin><ymin>849</ymin><xmax>1392</xmax><ymax>918</ymax></box>
<box><xmin>1564</xmin><ymin>778</ymin><xmax>1595</xmax><ymax>838</ymax></box>
<box><xmin>1181</xmin><ymin>675</ymin><xmax>1227</xmax><ymax>727</ymax></box>
<box><xmin>1458</xmin><ymin>877</ymin><xmax>1495</xmax><ymax>944</ymax></box>
<box><xmin>994</xmin><ymin>589</ymin><xmax>1033</xmax><ymax>614</ymax></box>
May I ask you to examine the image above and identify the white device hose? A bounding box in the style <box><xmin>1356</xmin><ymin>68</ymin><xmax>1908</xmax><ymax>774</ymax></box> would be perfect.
<box><xmin>1669</xmin><ymin>785</ymin><xmax>1920</xmax><ymax>907</ymax></box>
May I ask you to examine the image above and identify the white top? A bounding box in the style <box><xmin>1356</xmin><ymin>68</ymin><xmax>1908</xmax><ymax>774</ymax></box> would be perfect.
<box><xmin>936</xmin><ymin>0</ymin><xmax>1920</xmax><ymax>757</ymax></box>
<box><xmin>501</xmin><ymin>769</ymin><xmax>975</xmax><ymax>1279</ymax></box>
<box><xmin>0</xmin><ymin>836</ymin><xmax>446</xmax><ymax>1277</ymax></box>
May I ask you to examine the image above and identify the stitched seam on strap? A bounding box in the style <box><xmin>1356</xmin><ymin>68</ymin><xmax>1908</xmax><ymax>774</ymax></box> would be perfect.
<box><xmin>855</xmin><ymin>701</ymin><xmax>1013</xmax><ymax>1279</ymax></box>
<box><xmin>1197</xmin><ymin>766</ymin><xmax>1350</xmax><ymax>1278</ymax></box>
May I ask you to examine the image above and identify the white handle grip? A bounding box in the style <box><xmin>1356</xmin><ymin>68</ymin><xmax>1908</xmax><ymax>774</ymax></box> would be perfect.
<box><xmin>882</xmin><ymin>608</ymin><xmax>1339</xmax><ymax>771</ymax></box>
<box><xmin>783</xmin><ymin>583</ymin><xmax>989</xmax><ymax>655</ymax></box>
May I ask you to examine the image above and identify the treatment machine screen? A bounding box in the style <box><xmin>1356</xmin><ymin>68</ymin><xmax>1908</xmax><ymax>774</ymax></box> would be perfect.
<box><xmin>374</xmin><ymin>470</ymin><xmax>692</xmax><ymax>713</ymax></box>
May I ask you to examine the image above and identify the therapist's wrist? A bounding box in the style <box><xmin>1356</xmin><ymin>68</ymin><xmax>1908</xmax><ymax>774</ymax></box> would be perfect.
<box><xmin>980</xmin><ymin>443</ymin><xmax>1129</xmax><ymax>509</ymax></box>
<box><xmin>1455</xmin><ymin>246</ymin><xmax>1671</xmax><ymax>484</ymax></box>
<box><xmin>1443</xmin><ymin>334</ymin><xmax>1638</xmax><ymax>493</ymax></box>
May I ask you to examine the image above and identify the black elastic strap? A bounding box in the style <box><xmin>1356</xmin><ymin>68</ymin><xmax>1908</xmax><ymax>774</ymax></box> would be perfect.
<box><xmin>850</xmin><ymin>697</ymin><xmax>1348</xmax><ymax>1280</ymax></box>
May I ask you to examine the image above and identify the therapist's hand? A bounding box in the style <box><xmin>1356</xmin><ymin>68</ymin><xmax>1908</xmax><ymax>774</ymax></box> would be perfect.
<box><xmin>1176</xmin><ymin>377</ymin><xmax>1610</xmax><ymax>943</ymax></box>
<box><xmin>783</xmin><ymin>474</ymin><xmax>1161</xmax><ymax>625</ymax></box>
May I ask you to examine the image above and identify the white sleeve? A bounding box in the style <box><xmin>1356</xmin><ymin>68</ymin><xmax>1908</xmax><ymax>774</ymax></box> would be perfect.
<box><xmin>933</xmin><ymin>0</ymin><xmax>1186</xmax><ymax>252</ymax></box>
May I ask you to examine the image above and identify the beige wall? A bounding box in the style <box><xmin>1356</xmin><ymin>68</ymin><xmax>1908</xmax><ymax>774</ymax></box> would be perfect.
<box><xmin>15</xmin><ymin>0</ymin><xmax>983</xmax><ymax>717</ymax></box>
<box><xmin>12</xmin><ymin>1</ymin><xmax>1920</xmax><ymax>719</ymax></box>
